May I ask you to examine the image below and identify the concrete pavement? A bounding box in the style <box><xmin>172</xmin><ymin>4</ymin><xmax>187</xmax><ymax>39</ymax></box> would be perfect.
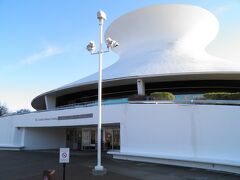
<box><xmin>0</xmin><ymin>150</ymin><xmax>239</xmax><ymax>180</ymax></box>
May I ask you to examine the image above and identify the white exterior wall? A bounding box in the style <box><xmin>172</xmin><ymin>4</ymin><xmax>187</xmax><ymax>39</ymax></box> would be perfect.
<box><xmin>0</xmin><ymin>104</ymin><xmax>124</xmax><ymax>149</ymax></box>
<box><xmin>117</xmin><ymin>103</ymin><xmax>240</xmax><ymax>173</ymax></box>
<box><xmin>0</xmin><ymin>115</ymin><xmax>24</xmax><ymax>148</ymax></box>
<box><xmin>121</xmin><ymin>104</ymin><xmax>240</xmax><ymax>161</ymax></box>
<box><xmin>0</xmin><ymin>103</ymin><xmax>240</xmax><ymax>172</ymax></box>
<box><xmin>121</xmin><ymin>104</ymin><xmax>195</xmax><ymax>156</ymax></box>
<box><xmin>24</xmin><ymin>127</ymin><xmax>66</xmax><ymax>150</ymax></box>
<box><xmin>13</xmin><ymin>105</ymin><xmax>124</xmax><ymax>128</ymax></box>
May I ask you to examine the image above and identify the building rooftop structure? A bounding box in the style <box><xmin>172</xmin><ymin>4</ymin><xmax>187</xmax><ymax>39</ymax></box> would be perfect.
<box><xmin>32</xmin><ymin>4</ymin><xmax>240</xmax><ymax>110</ymax></box>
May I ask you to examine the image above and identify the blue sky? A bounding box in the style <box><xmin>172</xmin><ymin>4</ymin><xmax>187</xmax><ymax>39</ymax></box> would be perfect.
<box><xmin>0</xmin><ymin>0</ymin><xmax>240</xmax><ymax>111</ymax></box>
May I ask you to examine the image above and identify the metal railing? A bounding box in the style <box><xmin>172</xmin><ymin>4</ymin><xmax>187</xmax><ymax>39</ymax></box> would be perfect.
<box><xmin>129</xmin><ymin>99</ymin><xmax>240</xmax><ymax>106</ymax></box>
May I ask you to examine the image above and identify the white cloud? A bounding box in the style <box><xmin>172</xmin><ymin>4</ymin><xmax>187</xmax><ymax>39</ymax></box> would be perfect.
<box><xmin>21</xmin><ymin>44</ymin><xmax>63</xmax><ymax>65</ymax></box>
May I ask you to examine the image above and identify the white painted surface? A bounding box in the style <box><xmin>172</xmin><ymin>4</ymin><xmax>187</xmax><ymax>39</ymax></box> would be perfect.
<box><xmin>0</xmin><ymin>104</ymin><xmax>125</xmax><ymax>149</ymax></box>
<box><xmin>63</xmin><ymin>4</ymin><xmax>240</xmax><ymax>88</ymax></box>
<box><xmin>110</xmin><ymin>153</ymin><xmax>240</xmax><ymax>174</ymax></box>
<box><xmin>0</xmin><ymin>103</ymin><xmax>240</xmax><ymax>173</ymax></box>
<box><xmin>137</xmin><ymin>79</ymin><xmax>145</xmax><ymax>95</ymax></box>
<box><xmin>120</xmin><ymin>104</ymin><xmax>240</xmax><ymax>165</ymax></box>
<box><xmin>13</xmin><ymin>104</ymin><xmax>124</xmax><ymax>128</ymax></box>
<box><xmin>45</xmin><ymin>95</ymin><xmax>56</xmax><ymax>110</ymax></box>
<box><xmin>24</xmin><ymin>127</ymin><xmax>65</xmax><ymax>150</ymax></box>
<box><xmin>0</xmin><ymin>115</ymin><xmax>23</xmax><ymax>148</ymax></box>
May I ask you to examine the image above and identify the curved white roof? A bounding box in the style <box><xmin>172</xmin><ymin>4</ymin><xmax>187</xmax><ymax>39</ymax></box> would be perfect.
<box><xmin>62</xmin><ymin>4</ymin><xmax>240</xmax><ymax>89</ymax></box>
<box><xmin>32</xmin><ymin>4</ymin><xmax>240</xmax><ymax>109</ymax></box>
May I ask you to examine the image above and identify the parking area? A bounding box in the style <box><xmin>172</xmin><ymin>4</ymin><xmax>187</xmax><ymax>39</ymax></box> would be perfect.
<box><xmin>0</xmin><ymin>150</ymin><xmax>239</xmax><ymax>180</ymax></box>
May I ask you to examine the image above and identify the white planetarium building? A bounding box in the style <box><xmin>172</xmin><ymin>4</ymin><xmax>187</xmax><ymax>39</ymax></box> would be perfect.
<box><xmin>1</xmin><ymin>4</ymin><xmax>240</xmax><ymax>174</ymax></box>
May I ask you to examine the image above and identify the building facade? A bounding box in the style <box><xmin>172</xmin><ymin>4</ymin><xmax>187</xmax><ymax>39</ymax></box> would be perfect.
<box><xmin>1</xmin><ymin>4</ymin><xmax>240</xmax><ymax>174</ymax></box>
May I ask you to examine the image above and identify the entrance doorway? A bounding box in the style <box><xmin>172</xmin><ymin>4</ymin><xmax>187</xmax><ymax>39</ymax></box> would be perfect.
<box><xmin>66</xmin><ymin>128</ymin><xmax>82</xmax><ymax>150</ymax></box>
<box><xmin>66</xmin><ymin>126</ymin><xmax>120</xmax><ymax>151</ymax></box>
<box><xmin>104</xmin><ymin>128</ymin><xmax>120</xmax><ymax>150</ymax></box>
<box><xmin>82</xmin><ymin>128</ymin><xmax>96</xmax><ymax>150</ymax></box>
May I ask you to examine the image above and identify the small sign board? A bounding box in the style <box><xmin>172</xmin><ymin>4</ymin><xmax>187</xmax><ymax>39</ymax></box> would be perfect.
<box><xmin>59</xmin><ymin>148</ymin><xmax>70</xmax><ymax>163</ymax></box>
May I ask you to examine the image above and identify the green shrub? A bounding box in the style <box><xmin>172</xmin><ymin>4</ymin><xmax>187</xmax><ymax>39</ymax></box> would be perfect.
<box><xmin>203</xmin><ymin>92</ymin><xmax>240</xmax><ymax>100</ymax></box>
<box><xmin>150</xmin><ymin>92</ymin><xmax>175</xmax><ymax>101</ymax></box>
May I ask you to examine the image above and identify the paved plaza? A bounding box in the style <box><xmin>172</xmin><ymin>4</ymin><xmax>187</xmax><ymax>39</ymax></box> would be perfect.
<box><xmin>0</xmin><ymin>150</ymin><xmax>239</xmax><ymax>180</ymax></box>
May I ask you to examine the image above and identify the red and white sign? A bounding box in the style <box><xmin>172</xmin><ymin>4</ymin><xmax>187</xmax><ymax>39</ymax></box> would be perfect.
<box><xmin>59</xmin><ymin>148</ymin><xmax>70</xmax><ymax>163</ymax></box>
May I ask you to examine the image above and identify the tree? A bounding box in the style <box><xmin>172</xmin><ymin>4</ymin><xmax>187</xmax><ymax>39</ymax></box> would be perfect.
<box><xmin>0</xmin><ymin>103</ymin><xmax>8</xmax><ymax>116</ymax></box>
<box><xmin>16</xmin><ymin>109</ymin><xmax>31</xmax><ymax>114</ymax></box>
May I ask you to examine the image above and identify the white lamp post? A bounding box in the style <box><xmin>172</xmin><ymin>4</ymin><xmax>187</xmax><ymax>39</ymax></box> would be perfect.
<box><xmin>86</xmin><ymin>10</ymin><xmax>119</xmax><ymax>174</ymax></box>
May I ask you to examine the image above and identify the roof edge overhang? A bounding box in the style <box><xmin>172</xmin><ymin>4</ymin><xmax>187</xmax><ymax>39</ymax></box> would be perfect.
<box><xmin>31</xmin><ymin>71</ymin><xmax>240</xmax><ymax>110</ymax></box>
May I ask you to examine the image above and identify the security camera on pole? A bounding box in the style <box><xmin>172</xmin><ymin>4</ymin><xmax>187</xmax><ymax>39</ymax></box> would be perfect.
<box><xmin>86</xmin><ymin>10</ymin><xmax>119</xmax><ymax>175</ymax></box>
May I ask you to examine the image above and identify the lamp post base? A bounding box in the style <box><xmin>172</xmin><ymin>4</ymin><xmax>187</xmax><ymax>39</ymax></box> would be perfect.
<box><xmin>92</xmin><ymin>165</ymin><xmax>107</xmax><ymax>176</ymax></box>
